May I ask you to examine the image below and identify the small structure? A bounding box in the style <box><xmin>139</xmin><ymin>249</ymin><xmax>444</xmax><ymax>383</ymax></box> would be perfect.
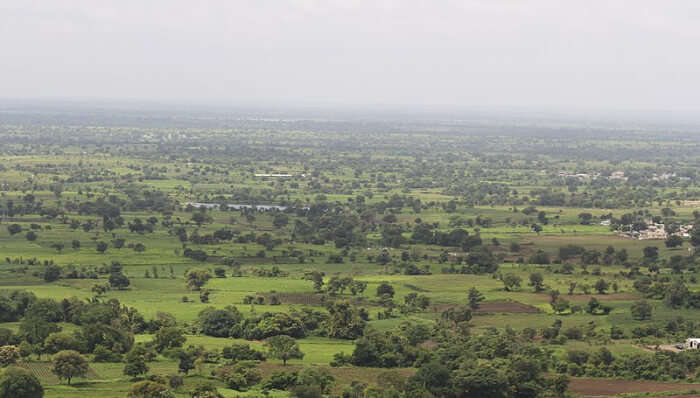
<box><xmin>685</xmin><ymin>338</ymin><xmax>700</xmax><ymax>349</ymax></box>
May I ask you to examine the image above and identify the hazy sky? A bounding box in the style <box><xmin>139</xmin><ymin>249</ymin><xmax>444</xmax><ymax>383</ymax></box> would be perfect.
<box><xmin>2</xmin><ymin>1</ymin><xmax>700</xmax><ymax>111</ymax></box>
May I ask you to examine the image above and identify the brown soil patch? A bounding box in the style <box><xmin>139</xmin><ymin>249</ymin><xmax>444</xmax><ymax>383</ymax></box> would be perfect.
<box><xmin>436</xmin><ymin>300</ymin><xmax>540</xmax><ymax>314</ymax></box>
<box><xmin>641</xmin><ymin>344</ymin><xmax>683</xmax><ymax>353</ymax></box>
<box><xmin>476</xmin><ymin>301</ymin><xmax>541</xmax><ymax>314</ymax></box>
<box><xmin>568</xmin><ymin>377</ymin><xmax>700</xmax><ymax>397</ymax></box>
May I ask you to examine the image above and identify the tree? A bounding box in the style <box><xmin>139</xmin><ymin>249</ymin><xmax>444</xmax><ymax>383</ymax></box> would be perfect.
<box><xmin>325</xmin><ymin>301</ymin><xmax>367</xmax><ymax>339</ymax></box>
<box><xmin>264</xmin><ymin>335</ymin><xmax>304</xmax><ymax>366</ymax></box>
<box><xmin>615</xmin><ymin>249</ymin><xmax>628</xmax><ymax>264</ymax></box>
<box><xmin>594</xmin><ymin>279</ymin><xmax>609</xmax><ymax>294</ymax></box>
<box><xmin>176</xmin><ymin>351</ymin><xmax>195</xmax><ymax>375</ymax></box>
<box><xmin>43</xmin><ymin>333</ymin><xmax>81</xmax><ymax>354</ymax></box>
<box><xmin>112</xmin><ymin>238</ymin><xmax>125</xmax><ymax>249</ymax></box>
<box><xmin>642</xmin><ymin>246</ymin><xmax>659</xmax><ymax>262</ymax></box>
<box><xmin>0</xmin><ymin>346</ymin><xmax>20</xmax><ymax>367</ymax></box>
<box><xmin>528</xmin><ymin>273</ymin><xmax>545</xmax><ymax>292</ymax></box>
<box><xmin>501</xmin><ymin>273</ymin><xmax>522</xmax><ymax>292</ymax></box>
<box><xmin>691</xmin><ymin>227</ymin><xmax>700</xmax><ymax>248</ymax></box>
<box><xmin>467</xmin><ymin>288</ymin><xmax>485</xmax><ymax>310</ymax></box>
<box><xmin>96</xmin><ymin>241</ymin><xmax>108</xmax><ymax>254</ymax></box>
<box><xmin>6</xmin><ymin>224</ymin><xmax>22</xmax><ymax>236</ymax></box>
<box><xmin>665</xmin><ymin>235</ymin><xmax>684</xmax><ymax>248</ymax></box>
<box><xmin>109</xmin><ymin>272</ymin><xmax>130</xmax><ymax>290</ymax></box>
<box><xmin>127</xmin><ymin>381</ymin><xmax>174</xmax><ymax>398</ymax></box>
<box><xmin>43</xmin><ymin>266</ymin><xmax>61</xmax><ymax>283</ymax></box>
<box><xmin>441</xmin><ymin>305</ymin><xmax>472</xmax><ymax>324</ymax></box>
<box><xmin>578</xmin><ymin>213</ymin><xmax>593</xmax><ymax>225</ymax></box>
<box><xmin>0</xmin><ymin>366</ymin><xmax>44</xmax><ymax>398</ymax></box>
<box><xmin>153</xmin><ymin>327</ymin><xmax>185</xmax><ymax>353</ymax></box>
<box><xmin>20</xmin><ymin>317</ymin><xmax>59</xmax><ymax>348</ymax></box>
<box><xmin>451</xmin><ymin>365</ymin><xmax>509</xmax><ymax>398</ymax></box>
<box><xmin>198</xmin><ymin>307</ymin><xmax>242</xmax><ymax>337</ymax></box>
<box><xmin>191</xmin><ymin>383</ymin><xmax>224</xmax><ymax>398</ymax></box>
<box><xmin>51</xmin><ymin>350</ymin><xmax>88</xmax><ymax>385</ymax></box>
<box><xmin>631</xmin><ymin>300</ymin><xmax>652</xmax><ymax>320</ymax></box>
<box><xmin>185</xmin><ymin>269</ymin><xmax>212</xmax><ymax>291</ymax></box>
<box><xmin>551</xmin><ymin>298</ymin><xmax>570</xmax><ymax>314</ymax></box>
<box><xmin>273</xmin><ymin>214</ymin><xmax>289</xmax><ymax>228</ymax></box>
<box><xmin>25</xmin><ymin>231</ymin><xmax>37</xmax><ymax>242</ymax></box>
<box><xmin>123</xmin><ymin>350</ymin><xmax>149</xmax><ymax>379</ymax></box>
<box><xmin>376</xmin><ymin>283</ymin><xmax>395</xmax><ymax>298</ymax></box>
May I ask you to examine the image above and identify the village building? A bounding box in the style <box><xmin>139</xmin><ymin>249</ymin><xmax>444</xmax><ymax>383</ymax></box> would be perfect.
<box><xmin>686</xmin><ymin>338</ymin><xmax>700</xmax><ymax>349</ymax></box>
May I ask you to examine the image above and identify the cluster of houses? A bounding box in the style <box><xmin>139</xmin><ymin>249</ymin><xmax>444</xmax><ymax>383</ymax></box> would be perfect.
<box><xmin>616</xmin><ymin>220</ymin><xmax>694</xmax><ymax>240</ymax></box>
<box><xmin>556</xmin><ymin>170</ymin><xmax>627</xmax><ymax>181</ymax></box>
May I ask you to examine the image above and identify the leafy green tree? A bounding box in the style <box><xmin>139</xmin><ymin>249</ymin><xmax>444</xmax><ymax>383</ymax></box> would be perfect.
<box><xmin>198</xmin><ymin>307</ymin><xmax>242</xmax><ymax>337</ymax></box>
<box><xmin>123</xmin><ymin>349</ymin><xmax>149</xmax><ymax>379</ymax></box>
<box><xmin>528</xmin><ymin>273</ymin><xmax>545</xmax><ymax>292</ymax></box>
<box><xmin>551</xmin><ymin>298</ymin><xmax>570</xmax><ymax>314</ymax></box>
<box><xmin>665</xmin><ymin>235</ymin><xmax>683</xmax><ymax>248</ymax></box>
<box><xmin>185</xmin><ymin>269</ymin><xmax>212</xmax><ymax>291</ymax></box>
<box><xmin>409</xmin><ymin>361</ymin><xmax>451</xmax><ymax>398</ymax></box>
<box><xmin>6</xmin><ymin>224</ymin><xmax>22</xmax><ymax>236</ymax></box>
<box><xmin>153</xmin><ymin>327</ymin><xmax>185</xmax><ymax>353</ymax></box>
<box><xmin>578</xmin><ymin>213</ymin><xmax>593</xmax><ymax>225</ymax></box>
<box><xmin>594</xmin><ymin>279</ymin><xmax>609</xmax><ymax>294</ymax></box>
<box><xmin>20</xmin><ymin>317</ymin><xmax>59</xmax><ymax>348</ymax></box>
<box><xmin>501</xmin><ymin>273</ymin><xmax>522</xmax><ymax>292</ymax></box>
<box><xmin>0</xmin><ymin>366</ymin><xmax>44</xmax><ymax>398</ymax></box>
<box><xmin>43</xmin><ymin>333</ymin><xmax>82</xmax><ymax>355</ymax></box>
<box><xmin>109</xmin><ymin>272</ymin><xmax>130</xmax><ymax>290</ymax></box>
<box><xmin>190</xmin><ymin>383</ymin><xmax>224</xmax><ymax>398</ymax></box>
<box><xmin>176</xmin><ymin>350</ymin><xmax>195</xmax><ymax>375</ymax></box>
<box><xmin>96</xmin><ymin>241</ymin><xmax>108</xmax><ymax>254</ymax></box>
<box><xmin>51</xmin><ymin>350</ymin><xmax>88</xmax><ymax>385</ymax></box>
<box><xmin>631</xmin><ymin>300</ymin><xmax>652</xmax><ymax>320</ymax></box>
<box><xmin>376</xmin><ymin>283</ymin><xmax>395</xmax><ymax>298</ymax></box>
<box><xmin>642</xmin><ymin>246</ymin><xmax>659</xmax><ymax>262</ymax></box>
<box><xmin>127</xmin><ymin>381</ymin><xmax>174</xmax><ymax>398</ymax></box>
<box><xmin>325</xmin><ymin>301</ymin><xmax>367</xmax><ymax>339</ymax></box>
<box><xmin>467</xmin><ymin>287</ymin><xmax>485</xmax><ymax>310</ymax></box>
<box><xmin>25</xmin><ymin>299</ymin><xmax>63</xmax><ymax>323</ymax></box>
<box><xmin>451</xmin><ymin>365</ymin><xmax>509</xmax><ymax>398</ymax></box>
<box><xmin>691</xmin><ymin>227</ymin><xmax>700</xmax><ymax>248</ymax></box>
<box><xmin>441</xmin><ymin>305</ymin><xmax>472</xmax><ymax>324</ymax></box>
<box><xmin>0</xmin><ymin>346</ymin><xmax>20</xmax><ymax>367</ymax></box>
<box><xmin>43</xmin><ymin>266</ymin><xmax>61</xmax><ymax>283</ymax></box>
<box><xmin>264</xmin><ymin>335</ymin><xmax>304</xmax><ymax>366</ymax></box>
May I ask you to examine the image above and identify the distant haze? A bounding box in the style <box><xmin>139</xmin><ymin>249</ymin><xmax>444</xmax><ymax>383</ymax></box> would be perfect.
<box><xmin>2</xmin><ymin>1</ymin><xmax>700</xmax><ymax>113</ymax></box>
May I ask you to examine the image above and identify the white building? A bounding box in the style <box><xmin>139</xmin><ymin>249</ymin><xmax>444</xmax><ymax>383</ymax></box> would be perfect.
<box><xmin>685</xmin><ymin>338</ymin><xmax>700</xmax><ymax>349</ymax></box>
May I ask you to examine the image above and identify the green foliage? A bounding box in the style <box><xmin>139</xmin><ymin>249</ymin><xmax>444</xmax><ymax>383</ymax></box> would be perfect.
<box><xmin>0</xmin><ymin>366</ymin><xmax>43</xmax><ymax>398</ymax></box>
<box><xmin>51</xmin><ymin>350</ymin><xmax>88</xmax><ymax>385</ymax></box>
<box><xmin>127</xmin><ymin>381</ymin><xmax>174</xmax><ymax>398</ymax></box>
<box><xmin>264</xmin><ymin>335</ymin><xmax>304</xmax><ymax>366</ymax></box>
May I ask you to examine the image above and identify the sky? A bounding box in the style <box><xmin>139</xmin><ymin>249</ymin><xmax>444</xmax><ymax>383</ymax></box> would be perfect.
<box><xmin>2</xmin><ymin>1</ymin><xmax>700</xmax><ymax>112</ymax></box>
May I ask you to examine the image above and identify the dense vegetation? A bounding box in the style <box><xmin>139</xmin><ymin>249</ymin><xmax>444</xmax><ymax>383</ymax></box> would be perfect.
<box><xmin>0</xmin><ymin>105</ymin><xmax>699</xmax><ymax>397</ymax></box>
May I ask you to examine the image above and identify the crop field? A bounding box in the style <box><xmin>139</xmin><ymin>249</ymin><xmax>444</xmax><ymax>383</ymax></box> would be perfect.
<box><xmin>0</xmin><ymin>109</ymin><xmax>699</xmax><ymax>398</ymax></box>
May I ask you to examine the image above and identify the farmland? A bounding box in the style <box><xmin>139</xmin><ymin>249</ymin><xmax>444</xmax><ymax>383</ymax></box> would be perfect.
<box><xmin>0</xmin><ymin>105</ymin><xmax>699</xmax><ymax>398</ymax></box>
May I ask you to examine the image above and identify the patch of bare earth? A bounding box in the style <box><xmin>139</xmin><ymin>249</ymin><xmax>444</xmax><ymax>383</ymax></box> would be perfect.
<box><xmin>436</xmin><ymin>300</ymin><xmax>540</xmax><ymax>314</ymax></box>
<box><xmin>569</xmin><ymin>377</ymin><xmax>700</xmax><ymax>397</ymax></box>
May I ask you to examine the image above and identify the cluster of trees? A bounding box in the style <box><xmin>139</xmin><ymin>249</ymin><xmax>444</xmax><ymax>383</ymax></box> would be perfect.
<box><xmin>197</xmin><ymin>301</ymin><xmax>368</xmax><ymax>341</ymax></box>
